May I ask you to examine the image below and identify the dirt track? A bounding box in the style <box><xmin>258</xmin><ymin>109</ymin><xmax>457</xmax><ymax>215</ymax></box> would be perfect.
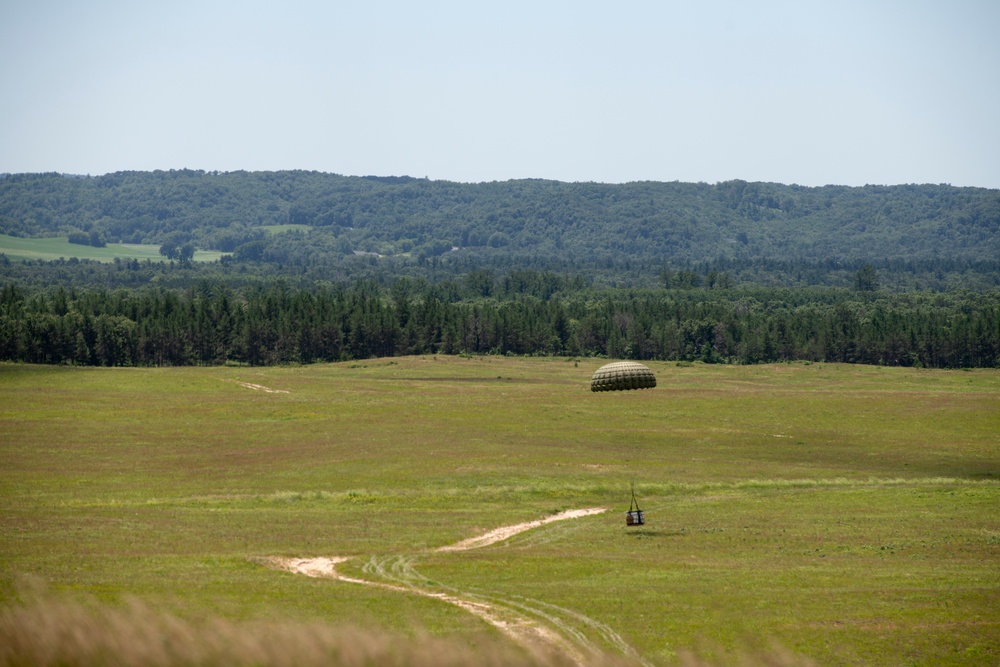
<box><xmin>273</xmin><ymin>555</ymin><xmax>583</xmax><ymax>663</ymax></box>
<box><xmin>436</xmin><ymin>508</ymin><xmax>607</xmax><ymax>552</ymax></box>
<box><xmin>269</xmin><ymin>507</ymin><xmax>651</xmax><ymax>667</ymax></box>
<box><xmin>228</xmin><ymin>380</ymin><xmax>290</xmax><ymax>393</ymax></box>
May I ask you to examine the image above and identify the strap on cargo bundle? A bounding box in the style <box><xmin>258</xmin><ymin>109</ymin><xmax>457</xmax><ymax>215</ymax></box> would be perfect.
<box><xmin>629</xmin><ymin>480</ymin><xmax>641</xmax><ymax>513</ymax></box>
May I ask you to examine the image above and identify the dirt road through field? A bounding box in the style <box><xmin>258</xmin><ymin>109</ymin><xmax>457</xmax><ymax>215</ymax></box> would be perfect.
<box><xmin>436</xmin><ymin>507</ymin><xmax>607</xmax><ymax>552</ymax></box>
<box><xmin>230</xmin><ymin>380</ymin><xmax>289</xmax><ymax>393</ymax></box>
<box><xmin>273</xmin><ymin>555</ymin><xmax>584</xmax><ymax>663</ymax></box>
<box><xmin>269</xmin><ymin>507</ymin><xmax>653</xmax><ymax>666</ymax></box>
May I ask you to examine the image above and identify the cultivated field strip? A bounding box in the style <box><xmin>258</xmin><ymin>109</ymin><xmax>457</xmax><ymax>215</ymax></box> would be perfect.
<box><xmin>270</xmin><ymin>507</ymin><xmax>653</xmax><ymax>666</ymax></box>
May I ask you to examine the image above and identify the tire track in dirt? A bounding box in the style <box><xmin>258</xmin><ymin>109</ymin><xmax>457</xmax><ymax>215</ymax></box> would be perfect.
<box><xmin>510</xmin><ymin>596</ymin><xmax>651</xmax><ymax>666</ymax></box>
<box><xmin>359</xmin><ymin>554</ymin><xmax>649</xmax><ymax>665</ymax></box>
<box><xmin>269</xmin><ymin>507</ymin><xmax>653</xmax><ymax>666</ymax></box>
<box><xmin>272</xmin><ymin>555</ymin><xmax>587</xmax><ymax>665</ymax></box>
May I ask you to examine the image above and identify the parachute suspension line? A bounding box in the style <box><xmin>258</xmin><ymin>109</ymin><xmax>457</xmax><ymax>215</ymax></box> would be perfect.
<box><xmin>588</xmin><ymin>360</ymin><xmax>655</xmax><ymax>526</ymax></box>
<box><xmin>626</xmin><ymin>479</ymin><xmax>645</xmax><ymax>526</ymax></box>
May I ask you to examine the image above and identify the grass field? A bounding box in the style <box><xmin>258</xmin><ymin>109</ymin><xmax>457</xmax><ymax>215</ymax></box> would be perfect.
<box><xmin>0</xmin><ymin>233</ymin><xmax>226</xmax><ymax>262</ymax></box>
<box><xmin>1</xmin><ymin>357</ymin><xmax>998</xmax><ymax>665</ymax></box>
<box><xmin>261</xmin><ymin>224</ymin><xmax>313</xmax><ymax>235</ymax></box>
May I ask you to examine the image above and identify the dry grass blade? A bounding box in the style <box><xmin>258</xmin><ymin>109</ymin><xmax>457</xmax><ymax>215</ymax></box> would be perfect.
<box><xmin>0</xmin><ymin>595</ymin><xmax>647</xmax><ymax>667</ymax></box>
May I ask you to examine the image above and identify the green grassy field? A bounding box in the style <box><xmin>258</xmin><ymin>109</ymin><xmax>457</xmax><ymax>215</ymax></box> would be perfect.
<box><xmin>0</xmin><ymin>233</ymin><xmax>226</xmax><ymax>262</ymax></box>
<box><xmin>260</xmin><ymin>224</ymin><xmax>312</xmax><ymax>235</ymax></box>
<box><xmin>1</xmin><ymin>357</ymin><xmax>998</xmax><ymax>665</ymax></box>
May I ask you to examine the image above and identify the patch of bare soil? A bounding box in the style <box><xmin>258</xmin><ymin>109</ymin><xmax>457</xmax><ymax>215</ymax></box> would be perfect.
<box><xmin>229</xmin><ymin>380</ymin><xmax>289</xmax><ymax>394</ymax></box>
<box><xmin>437</xmin><ymin>508</ymin><xmax>607</xmax><ymax>552</ymax></box>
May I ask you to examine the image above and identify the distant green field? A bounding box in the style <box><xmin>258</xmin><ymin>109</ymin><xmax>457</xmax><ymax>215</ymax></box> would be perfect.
<box><xmin>260</xmin><ymin>224</ymin><xmax>312</xmax><ymax>234</ymax></box>
<box><xmin>0</xmin><ymin>233</ymin><xmax>227</xmax><ymax>262</ymax></box>
<box><xmin>1</xmin><ymin>358</ymin><xmax>997</xmax><ymax>666</ymax></box>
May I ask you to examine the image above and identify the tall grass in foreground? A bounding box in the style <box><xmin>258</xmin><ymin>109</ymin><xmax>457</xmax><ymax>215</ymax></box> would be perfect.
<box><xmin>0</xmin><ymin>594</ymin><xmax>816</xmax><ymax>667</ymax></box>
<box><xmin>0</xmin><ymin>596</ymin><xmax>585</xmax><ymax>667</ymax></box>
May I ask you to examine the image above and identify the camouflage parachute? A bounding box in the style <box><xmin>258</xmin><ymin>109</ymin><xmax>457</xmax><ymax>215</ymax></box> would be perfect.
<box><xmin>590</xmin><ymin>361</ymin><xmax>657</xmax><ymax>392</ymax></box>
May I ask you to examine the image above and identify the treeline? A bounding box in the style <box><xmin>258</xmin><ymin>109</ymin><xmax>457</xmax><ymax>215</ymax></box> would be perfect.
<box><xmin>2</xmin><ymin>277</ymin><xmax>997</xmax><ymax>368</ymax></box>
<box><xmin>3</xmin><ymin>249</ymin><xmax>999</xmax><ymax>296</ymax></box>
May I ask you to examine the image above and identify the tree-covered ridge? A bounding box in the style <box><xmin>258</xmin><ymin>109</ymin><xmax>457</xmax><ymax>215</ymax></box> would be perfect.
<box><xmin>2</xmin><ymin>170</ymin><xmax>998</xmax><ymax>264</ymax></box>
<box><xmin>3</xmin><ymin>171</ymin><xmax>997</xmax><ymax>369</ymax></box>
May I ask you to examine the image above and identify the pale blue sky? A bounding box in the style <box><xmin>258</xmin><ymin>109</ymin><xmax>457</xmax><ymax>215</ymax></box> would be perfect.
<box><xmin>2</xmin><ymin>0</ymin><xmax>998</xmax><ymax>187</ymax></box>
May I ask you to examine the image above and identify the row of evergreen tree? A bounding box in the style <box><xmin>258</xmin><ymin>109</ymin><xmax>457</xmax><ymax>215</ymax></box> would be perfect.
<box><xmin>2</xmin><ymin>280</ymin><xmax>997</xmax><ymax>368</ymax></box>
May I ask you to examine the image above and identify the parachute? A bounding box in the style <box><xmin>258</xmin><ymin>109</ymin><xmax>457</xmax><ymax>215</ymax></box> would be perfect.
<box><xmin>590</xmin><ymin>361</ymin><xmax>656</xmax><ymax>392</ymax></box>
<box><xmin>589</xmin><ymin>362</ymin><xmax>656</xmax><ymax>527</ymax></box>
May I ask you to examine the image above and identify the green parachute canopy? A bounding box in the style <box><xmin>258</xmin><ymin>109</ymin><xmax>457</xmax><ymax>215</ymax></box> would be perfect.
<box><xmin>590</xmin><ymin>361</ymin><xmax>657</xmax><ymax>392</ymax></box>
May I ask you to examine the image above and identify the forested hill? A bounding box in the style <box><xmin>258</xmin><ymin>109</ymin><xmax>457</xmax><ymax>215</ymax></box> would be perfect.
<box><xmin>2</xmin><ymin>170</ymin><xmax>998</xmax><ymax>265</ymax></box>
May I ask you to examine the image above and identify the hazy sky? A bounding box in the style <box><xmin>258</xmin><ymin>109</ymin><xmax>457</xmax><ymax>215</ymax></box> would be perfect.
<box><xmin>2</xmin><ymin>0</ymin><xmax>998</xmax><ymax>187</ymax></box>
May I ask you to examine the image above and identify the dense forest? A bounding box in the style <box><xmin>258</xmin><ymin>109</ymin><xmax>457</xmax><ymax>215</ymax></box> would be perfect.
<box><xmin>2</xmin><ymin>271</ymin><xmax>998</xmax><ymax>369</ymax></box>
<box><xmin>2</xmin><ymin>170</ymin><xmax>999</xmax><ymax>266</ymax></box>
<box><xmin>1</xmin><ymin>171</ymin><xmax>998</xmax><ymax>368</ymax></box>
